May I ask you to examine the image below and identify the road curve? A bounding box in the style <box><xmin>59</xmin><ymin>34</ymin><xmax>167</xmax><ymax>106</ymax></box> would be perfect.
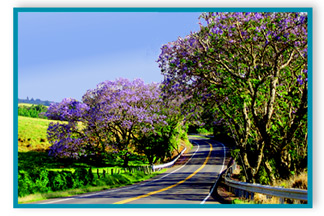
<box><xmin>30</xmin><ymin>136</ymin><xmax>228</xmax><ymax>205</ymax></box>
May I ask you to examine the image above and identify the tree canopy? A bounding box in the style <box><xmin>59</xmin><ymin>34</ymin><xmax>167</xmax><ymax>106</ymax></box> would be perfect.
<box><xmin>45</xmin><ymin>78</ymin><xmax>184</xmax><ymax>166</ymax></box>
<box><xmin>157</xmin><ymin>12</ymin><xmax>308</xmax><ymax>183</ymax></box>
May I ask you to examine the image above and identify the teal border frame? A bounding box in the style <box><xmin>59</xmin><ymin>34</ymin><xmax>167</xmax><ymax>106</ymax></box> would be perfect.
<box><xmin>13</xmin><ymin>7</ymin><xmax>313</xmax><ymax>209</ymax></box>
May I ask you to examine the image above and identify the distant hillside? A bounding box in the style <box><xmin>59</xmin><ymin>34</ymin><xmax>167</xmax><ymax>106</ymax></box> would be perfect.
<box><xmin>18</xmin><ymin>97</ymin><xmax>56</xmax><ymax>106</ymax></box>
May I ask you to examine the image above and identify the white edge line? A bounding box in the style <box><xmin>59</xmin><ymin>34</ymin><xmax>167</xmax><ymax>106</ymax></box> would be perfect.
<box><xmin>152</xmin><ymin>147</ymin><xmax>186</xmax><ymax>170</ymax></box>
<box><xmin>40</xmin><ymin>197</ymin><xmax>75</xmax><ymax>204</ymax></box>
<box><xmin>40</xmin><ymin>141</ymin><xmax>200</xmax><ymax>204</ymax></box>
<box><xmin>200</xmin><ymin>141</ymin><xmax>226</xmax><ymax>204</ymax></box>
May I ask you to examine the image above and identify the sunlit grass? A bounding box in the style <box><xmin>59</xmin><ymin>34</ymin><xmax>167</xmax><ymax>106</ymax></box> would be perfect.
<box><xmin>18</xmin><ymin>116</ymin><xmax>63</xmax><ymax>152</ymax></box>
<box><xmin>232</xmin><ymin>199</ymin><xmax>256</xmax><ymax>204</ymax></box>
<box><xmin>18</xmin><ymin>103</ymin><xmax>34</xmax><ymax>107</ymax></box>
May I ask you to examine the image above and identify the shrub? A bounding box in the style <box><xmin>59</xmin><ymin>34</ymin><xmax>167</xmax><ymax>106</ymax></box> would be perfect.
<box><xmin>87</xmin><ymin>168</ymin><xmax>94</xmax><ymax>184</ymax></box>
<box><xmin>18</xmin><ymin>170</ymin><xmax>34</xmax><ymax>197</ymax></box>
<box><xmin>196</xmin><ymin>127</ymin><xmax>212</xmax><ymax>135</ymax></box>
<box><xmin>33</xmin><ymin>168</ymin><xmax>50</xmax><ymax>193</ymax></box>
<box><xmin>48</xmin><ymin>171</ymin><xmax>67</xmax><ymax>191</ymax></box>
<box><xmin>60</xmin><ymin>171</ymin><xmax>75</xmax><ymax>189</ymax></box>
<box><xmin>73</xmin><ymin>168</ymin><xmax>93</xmax><ymax>186</ymax></box>
<box><xmin>18</xmin><ymin>167</ymin><xmax>96</xmax><ymax>197</ymax></box>
<box><xmin>18</xmin><ymin>104</ymin><xmax>48</xmax><ymax>119</ymax></box>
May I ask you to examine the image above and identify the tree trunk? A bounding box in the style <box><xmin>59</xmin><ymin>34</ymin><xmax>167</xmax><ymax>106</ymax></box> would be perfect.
<box><xmin>264</xmin><ymin>160</ymin><xmax>276</xmax><ymax>184</ymax></box>
<box><xmin>254</xmin><ymin>141</ymin><xmax>265</xmax><ymax>177</ymax></box>
<box><xmin>241</xmin><ymin>151</ymin><xmax>253</xmax><ymax>182</ymax></box>
<box><xmin>123</xmin><ymin>154</ymin><xmax>129</xmax><ymax>167</ymax></box>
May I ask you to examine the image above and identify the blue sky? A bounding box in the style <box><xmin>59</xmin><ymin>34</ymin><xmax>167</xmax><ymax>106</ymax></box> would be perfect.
<box><xmin>18</xmin><ymin>12</ymin><xmax>201</xmax><ymax>102</ymax></box>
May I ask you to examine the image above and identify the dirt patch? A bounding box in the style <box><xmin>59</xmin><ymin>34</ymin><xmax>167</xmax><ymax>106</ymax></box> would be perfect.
<box><xmin>216</xmin><ymin>184</ymin><xmax>237</xmax><ymax>203</ymax></box>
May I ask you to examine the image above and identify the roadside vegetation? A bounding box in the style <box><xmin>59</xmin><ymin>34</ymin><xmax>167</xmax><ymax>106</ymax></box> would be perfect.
<box><xmin>158</xmin><ymin>12</ymin><xmax>308</xmax><ymax>185</ymax></box>
<box><xmin>222</xmin><ymin>166</ymin><xmax>307</xmax><ymax>204</ymax></box>
<box><xmin>18</xmin><ymin>89</ymin><xmax>191</xmax><ymax>201</ymax></box>
<box><xmin>18</xmin><ymin>167</ymin><xmax>166</xmax><ymax>204</ymax></box>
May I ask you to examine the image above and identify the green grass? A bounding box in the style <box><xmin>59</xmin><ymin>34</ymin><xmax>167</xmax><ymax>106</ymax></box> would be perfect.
<box><xmin>18</xmin><ymin>169</ymin><xmax>166</xmax><ymax>204</ymax></box>
<box><xmin>18</xmin><ymin>116</ymin><xmax>62</xmax><ymax>152</ymax></box>
<box><xmin>18</xmin><ymin>103</ymin><xmax>49</xmax><ymax>107</ymax></box>
<box><xmin>232</xmin><ymin>198</ymin><xmax>256</xmax><ymax>204</ymax></box>
<box><xmin>196</xmin><ymin>128</ymin><xmax>213</xmax><ymax>135</ymax></box>
<box><xmin>18</xmin><ymin>103</ymin><xmax>34</xmax><ymax>107</ymax></box>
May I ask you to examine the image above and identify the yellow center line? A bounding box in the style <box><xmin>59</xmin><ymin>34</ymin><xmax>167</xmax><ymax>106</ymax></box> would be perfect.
<box><xmin>114</xmin><ymin>142</ymin><xmax>213</xmax><ymax>204</ymax></box>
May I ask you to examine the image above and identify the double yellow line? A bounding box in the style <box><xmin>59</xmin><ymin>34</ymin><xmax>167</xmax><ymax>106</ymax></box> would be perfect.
<box><xmin>114</xmin><ymin>142</ymin><xmax>213</xmax><ymax>204</ymax></box>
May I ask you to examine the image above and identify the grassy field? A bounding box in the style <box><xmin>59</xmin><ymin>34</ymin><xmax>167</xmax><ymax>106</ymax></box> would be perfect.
<box><xmin>18</xmin><ymin>116</ymin><xmax>68</xmax><ymax>171</ymax></box>
<box><xmin>18</xmin><ymin>103</ymin><xmax>49</xmax><ymax>107</ymax></box>
<box><xmin>18</xmin><ymin>116</ymin><xmax>62</xmax><ymax>152</ymax></box>
<box><xmin>18</xmin><ymin>103</ymin><xmax>35</xmax><ymax>107</ymax></box>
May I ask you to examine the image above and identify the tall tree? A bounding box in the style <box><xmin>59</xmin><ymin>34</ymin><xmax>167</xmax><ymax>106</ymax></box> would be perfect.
<box><xmin>82</xmin><ymin>78</ymin><xmax>166</xmax><ymax>166</ymax></box>
<box><xmin>157</xmin><ymin>12</ymin><xmax>308</xmax><ymax>183</ymax></box>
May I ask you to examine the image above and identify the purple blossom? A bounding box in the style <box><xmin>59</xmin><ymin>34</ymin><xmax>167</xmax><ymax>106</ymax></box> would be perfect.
<box><xmin>46</xmin><ymin>78</ymin><xmax>172</xmax><ymax>160</ymax></box>
<box><xmin>156</xmin><ymin>12</ymin><xmax>308</xmax><ymax>143</ymax></box>
<box><xmin>297</xmin><ymin>75</ymin><xmax>304</xmax><ymax>85</ymax></box>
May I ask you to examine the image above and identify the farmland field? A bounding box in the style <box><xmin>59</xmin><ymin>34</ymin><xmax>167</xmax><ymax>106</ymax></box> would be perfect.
<box><xmin>18</xmin><ymin>116</ymin><xmax>61</xmax><ymax>152</ymax></box>
<box><xmin>18</xmin><ymin>103</ymin><xmax>34</xmax><ymax>107</ymax></box>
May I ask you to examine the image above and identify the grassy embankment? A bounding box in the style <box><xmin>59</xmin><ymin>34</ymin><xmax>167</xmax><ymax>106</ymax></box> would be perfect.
<box><xmin>18</xmin><ymin>116</ymin><xmax>56</xmax><ymax>152</ymax></box>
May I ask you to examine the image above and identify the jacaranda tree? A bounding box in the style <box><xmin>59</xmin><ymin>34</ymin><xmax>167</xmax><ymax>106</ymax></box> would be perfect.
<box><xmin>46</xmin><ymin>98</ymin><xmax>89</xmax><ymax>160</ymax></box>
<box><xmin>46</xmin><ymin>78</ymin><xmax>168</xmax><ymax>166</ymax></box>
<box><xmin>158</xmin><ymin>12</ymin><xmax>308</xmax><ymax>183</ymax></box>
<box><xmin>82</xmin><ymin>78</ymin><xmax>167</xmax><ymax>166</ymax></box>
<box><xmin>136</xmin><ymin>95</ymin><xmax>186</xmax><ymax>164</ymax></box>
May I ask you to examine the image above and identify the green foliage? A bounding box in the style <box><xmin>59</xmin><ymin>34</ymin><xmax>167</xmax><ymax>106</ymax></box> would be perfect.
<box><xmin>158</xmin><ymin>12</ymin><xmax>308</xmax><ymax>183</ymax></box>
<box><xmin>17</xmin><ymin>166</ymin><xmax>165</xmax><ymax>199</ymax></box>
<box><xmin>48</xmin><ymin>171</ymin><xmax>68</xmax><ymax>191</ymax></box>
<box><xmin>73</xmin><ymin>168</ymin><xmax>94</xmax><ymax>186</ymax></box>
<box><xmin>137</xmin><ymin>132</ymin><xmax>173</xmax><ymax>164</ymax></box>
<box><xmin>230</xmin><ymin>149</ymin><xmax>241</xmax><ymax>159</ymax></box>
<box><xmin>18</xmin><ymin>168</ymin><xmax>92</xmax><ymax>197</ymax></box>
<box><xmin>196</xmin><ymin>127</ymin><xmax>212</xmax><ymax>135</ymax></box>
<box><xmin>179</xmin><ymin>125</ymin><xmax>189</xmax><ymax>140</ymax></box>
<box><xmin>18</xmin><ymin>104</ymin><xmax>48</xmax><ymax>119</ymax></box>
<box><xmin>18</xmin><ymin>170</ymin><xmax>34</xmax><ymax>197</ymax></box>
<box><xmin>34</xmin><ymin>169</ymin><xmax>51</xmax><ymax>193</ymax></box>
<box><xmin>255</xmin><ymin>166</ymin><xmax>271</xmax><ymax>185</ymax></box>
<box><xmin>61</xmin><ymin>171</ymin><xmax>75</xmax><ymax>189</ymax></box>
<box><xmin>136</xmin><ymin>119</ymin><xmax>187</xmax><ymax>164</ymax></box>
<box><xmin>18</xmin><ymin>169</ymin><xmax>166</xmax><ymax>204</ymax></box>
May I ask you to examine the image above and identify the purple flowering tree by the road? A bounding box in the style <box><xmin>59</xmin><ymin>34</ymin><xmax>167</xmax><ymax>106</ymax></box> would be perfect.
<box><xmin>46</xmin><ymin>98</ymin><xmax>89</xmax><ymax>159</ymax></box>
<box><xmin>82</xmin><ymin>78</ymin><xmax>167</xmax><ymax>166</ymax></box>
<box><xmin>46</xmin><ymin>78</ymin><xmax>168</xmax><ymax>166</ymax></box>
<box><xmin>158</xmin><ymin>12</ymin><xmax>308</xmax><ymax>183</ymax></box>
<box><xmin>136</xmin><ymin>95</ymin><xmax>186</xmax><ymax>165</ymax></box>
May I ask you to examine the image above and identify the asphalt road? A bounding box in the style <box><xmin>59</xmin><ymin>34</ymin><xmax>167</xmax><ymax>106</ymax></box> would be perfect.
<box><xmin>31</xmin><ymin>136</ymin><xmax>228</xmax><ymax>205</ymax></box>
